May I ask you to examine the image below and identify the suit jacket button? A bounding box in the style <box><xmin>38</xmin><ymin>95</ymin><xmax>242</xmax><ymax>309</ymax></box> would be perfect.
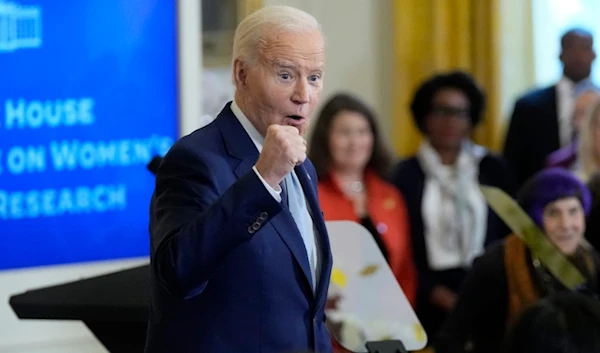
<box><xmin>252</xmin><ymin>222</ymin><xmax>261</xmax><ymax>231</ymax></box>
<box><xmin>248</xmin><ymin>226</ymin><xmax>255</xmax><ymax>234</ymax></box>
<box><xmin>259</xmin><ymin>212</ymin><xmax>268</xmax><ymax>220</ymax></box>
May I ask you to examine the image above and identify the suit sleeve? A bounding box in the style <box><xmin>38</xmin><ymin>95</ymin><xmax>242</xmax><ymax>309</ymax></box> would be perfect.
<box><xmin>151</xmin><ymin>144</ymin><xmax>283</xmax><ymax>298</ymax></box>
<box><xmin>252</xmin><ymin>165</ymin><xmax>282</xmax><ymax>201</ymax></box>
<box><xmin>304</xmin><ymin>160</ymin><xmax>320</xmax><ymax>191</ymax></box>
<box><xmin>503</xmin><ymin>99</ymin><xmax>531</xmax><ymax>187</ymax></box>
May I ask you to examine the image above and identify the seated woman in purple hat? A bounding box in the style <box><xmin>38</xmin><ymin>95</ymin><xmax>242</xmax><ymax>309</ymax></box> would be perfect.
<box><xmin>433</xmin><ymin>168</ymin><xmax>600</xmax><ymax>353</ymax></box>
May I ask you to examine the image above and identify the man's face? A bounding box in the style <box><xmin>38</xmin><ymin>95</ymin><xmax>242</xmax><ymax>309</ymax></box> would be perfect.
<box><xmin>561</xmin><ymin>34</ymin><xmax>596</xmax><ymax>83</ymax></box>
<box><xmin>234</xmin><ymin>29</ymin><xmax>325</xmax><ymax>137</ymax></box>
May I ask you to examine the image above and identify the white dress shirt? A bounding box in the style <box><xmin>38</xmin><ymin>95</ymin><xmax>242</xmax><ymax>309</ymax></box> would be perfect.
<box><xmin>556</xmin><ymin>76</ymin><xmax>596</xmax><ymax>147</ymax></box>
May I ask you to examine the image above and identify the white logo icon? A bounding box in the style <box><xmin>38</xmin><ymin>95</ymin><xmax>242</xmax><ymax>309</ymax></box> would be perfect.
<box><xmin>0</xmin><ymin>1</ymin><xmax>42</xmax><ymax>53</ymax></box>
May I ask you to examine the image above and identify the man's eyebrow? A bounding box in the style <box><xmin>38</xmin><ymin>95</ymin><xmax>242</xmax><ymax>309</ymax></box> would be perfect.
<box><xmin>270</xmin><ymin>60</ymin><xmax>325</xmax><ymax>74</ymax></box>
<box><xmin>272</xmin><ymin>60</ymin><xmax>297</xmax><ymax>69</ymax></box>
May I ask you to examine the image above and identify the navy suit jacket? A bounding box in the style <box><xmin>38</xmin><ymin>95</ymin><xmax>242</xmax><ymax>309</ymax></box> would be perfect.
<box><xmin>145</xmin><ymin>103</ymin><xmax>334</xmax><ymax>353</ymax></box>
<box><xmin>503</xmin><ymin>85</ymin><xmax>560</xmax><ymax>188</ymax></box>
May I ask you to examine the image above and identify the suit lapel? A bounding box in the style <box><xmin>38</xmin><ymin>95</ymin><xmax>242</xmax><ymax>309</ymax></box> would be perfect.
<box><xmin>216</xmin><ymin>102</ymin><xmax>259</xmax><ymax>163</ymax></box>
<box><xmin>295</xmin><ymin>164</ymin><xmax>333</xmax><ymax>307</ymax></box>
<box><xmin>269</xmin><ymin>207</ymin><xmax>315</xmax><ymax>294</ymax></box>
<box><xmin>216</xmin><ymin>105</ymin><xmax>316</xmax><ymax>296</ymax></box>
<box><xmin>232</xmin><ymin>165</ymin><xmax>316</xmax><ymax>297</ymax></box>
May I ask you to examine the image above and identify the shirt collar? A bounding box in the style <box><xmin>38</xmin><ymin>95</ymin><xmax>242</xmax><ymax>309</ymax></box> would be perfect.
<box><xmin>558</xmin><ymin>76</ymin><xmax>595</xmax><ymax>96</ymax></box>
<box><xmin>558</xmin><ymin>76</ymin><xmax>575</xmax><ymax>89</ymax></box>
<box><xmin>230</xmin><ymin>100</ymin><xmax>265</xmax><ymax>152</ymax></box>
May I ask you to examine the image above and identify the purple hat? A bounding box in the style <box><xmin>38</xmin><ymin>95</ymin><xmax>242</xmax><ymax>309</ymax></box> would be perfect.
<box><xmin>517</xmin><ymin>168</ymin><xmax>592</xmax><ymax>228</ymax></box>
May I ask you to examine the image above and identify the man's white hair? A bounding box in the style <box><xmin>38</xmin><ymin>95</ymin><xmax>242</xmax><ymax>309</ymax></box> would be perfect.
<box><xmin>232</xmin><ymin>5</ymin><xmax>322</xmax><ymax>66</ymax></box>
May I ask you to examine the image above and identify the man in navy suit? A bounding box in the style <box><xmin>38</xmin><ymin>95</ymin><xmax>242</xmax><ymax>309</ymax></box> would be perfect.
<box><xmin>145</xmin><ymin>6</ymin><xmax>333</xmax><ymax>353</ymax></box>
<box><xmin>503</xmin><ymin>28</ymin><xmax>596</xmax><ymax>187</ymax></box>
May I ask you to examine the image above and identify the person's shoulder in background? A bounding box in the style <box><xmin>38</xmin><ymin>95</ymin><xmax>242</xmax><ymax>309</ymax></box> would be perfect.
<box><xmin>586</xmin><ymin>172</ymin><xmax>600</xmax><ymax>202</ymax></box>
<box><xmin>503</xmin><ymin>292</ymin><xmax>600</xmax><ymax>353</ymax></box>
<box><xmin>389</xmin><ymin>156</ymin><xmax>421</xmax><ymax>189</ymax></box>
<box><xmin>480</xmin><ymin>152</ymin><xmax>518</xmax><ymax>197</ymax></box>
<box><xmin>514</xmin><ymin>85</ymin><xmax>557</xmax><ymax>108</ymax></box>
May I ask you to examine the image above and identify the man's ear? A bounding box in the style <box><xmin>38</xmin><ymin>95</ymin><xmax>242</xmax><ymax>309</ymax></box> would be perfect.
<box><xmin>233</xmin><ymin>59</ymin><xmax>248</xmax><ymax>90</ymax></box>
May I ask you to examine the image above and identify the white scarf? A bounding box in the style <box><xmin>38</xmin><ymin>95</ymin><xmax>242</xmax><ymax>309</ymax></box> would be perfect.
<box><xmin>417</xmin><ymin>140</ymin><xmax>488</xmax><ymax>271</ymax></box>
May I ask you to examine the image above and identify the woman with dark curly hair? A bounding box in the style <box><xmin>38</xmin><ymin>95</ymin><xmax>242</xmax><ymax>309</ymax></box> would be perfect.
<box><xmin>435</xmin><ymin>168</ymin><xmax>600</xmax><ymax>353</ymax></box>
<box><xmin>391</xmin><ymin>71</ymin><xmax>516</xmax><ymax>340</ymax></box>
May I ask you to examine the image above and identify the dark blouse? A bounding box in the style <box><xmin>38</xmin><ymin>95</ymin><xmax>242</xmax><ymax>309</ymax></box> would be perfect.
<box><xmin>359</xmin><ymin>216</ymin><xmax>389</xmax><ymax>263</ymax></box>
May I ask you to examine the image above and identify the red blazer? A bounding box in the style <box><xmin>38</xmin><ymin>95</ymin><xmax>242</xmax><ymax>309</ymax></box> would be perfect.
<box><xmin>317</xmin><ymin>170</ymin><xmax>417</xmax><ymax>306</ymax></box>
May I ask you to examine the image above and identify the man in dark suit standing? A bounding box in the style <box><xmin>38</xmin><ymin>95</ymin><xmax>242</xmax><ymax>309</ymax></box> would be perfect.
<box><xmin>503</xmin><ymin>28</ymin><xmax>596</xmax><ymax>187</ymax></box>
<box><xmin>145</xmin><ymin>6</ymin><xmax>333</xmax><ymax>353</ymax></box>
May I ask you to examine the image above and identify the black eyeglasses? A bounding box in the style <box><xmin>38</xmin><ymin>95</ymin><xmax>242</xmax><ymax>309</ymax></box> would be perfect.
<box><xmin>429</xmin><ymin>104</ymin><xmax>470</xmax><ymax>119</ymax></box>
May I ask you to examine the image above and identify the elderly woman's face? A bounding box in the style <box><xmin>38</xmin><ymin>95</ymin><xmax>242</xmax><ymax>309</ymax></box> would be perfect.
<box><xmin>542</xmin><ymin>197</ymin><xmax>586</xmax><ymax>256</ymax></box>
<box><xmin>424</xmin><ymin>88</ymin><xmax>471</xmax><ymax>151</ymax></box>
<box><xmin>328</xmin><ymin>111</ymin><xmax>374</xmax><ymax>173</ymax></box>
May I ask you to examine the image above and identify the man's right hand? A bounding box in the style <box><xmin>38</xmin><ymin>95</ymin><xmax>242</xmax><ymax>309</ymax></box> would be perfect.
<box><xmin>255</xmin><ymin>124</ymin><xmax>307</xmax><ymax>190</ymax></box>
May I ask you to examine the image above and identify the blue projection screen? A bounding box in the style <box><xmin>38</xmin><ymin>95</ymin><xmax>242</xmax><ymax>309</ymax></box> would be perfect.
<box><xmin>0</xmin><ymin>1</ymin><xmax>178</xmax><ymax>270</ymax></box>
